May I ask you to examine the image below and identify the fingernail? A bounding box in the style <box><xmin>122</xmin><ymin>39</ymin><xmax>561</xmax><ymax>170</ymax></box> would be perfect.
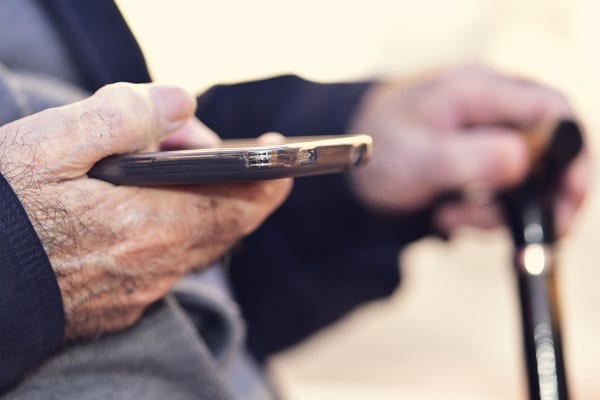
<box><xmin>149</xmin><ymin>85</ymin><xmax>195</xmax><ymax>124</ymax></box>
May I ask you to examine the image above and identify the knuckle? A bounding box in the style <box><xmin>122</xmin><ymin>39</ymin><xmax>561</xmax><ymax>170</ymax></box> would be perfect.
<box><xmin>80</xmin><ymin>92</ymin><xmax>127</xmax><ymax>139</ymax></box>
<box><xmin>443</xmin><ymin>67</ymin><xmax>488</xmax><ymax>96</ymax></box>
<box><xmin>450</xmin><ymin>63</ymin><xmax>495</xmax><ymax>82</ymax></box>
<box><xmin>542</xmin><ymin>88</ymin><xmax>572</xmax><ymax>114</ymax></box>
<box><xmin>89</xmin><ymin>83</ymin><xmax>150</xmax><ymax>130</ymax></box>
<box><xmin>94</xmin><ymin>82</ymin><xmax>138</xmax><ymax>101</ymax></box>
<box><xmin>183</xmin><ymin>194</ymin><xmax>241</xmax><ymax>244</ymax></box>
<box><xmin>79</xmin><ymin>83</ymin><xmax>153</xmax><ymax>150</ymax></box>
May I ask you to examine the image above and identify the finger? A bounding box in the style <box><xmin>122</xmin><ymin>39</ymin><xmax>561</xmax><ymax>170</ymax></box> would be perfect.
<box><xmin>0</xmin><ymin>83</ymin><xmax>196</xmax><ymax>180</ymax></box>
<box><xmin>160</xmin><ymin>117</ymin><xmax>221</xmax><ymax>150</ymax></box>
<box><xmin>189</xmin><ymin>179</ymin><xmax>293</xmax><ymax>236</ymax></box>
<box><xmin>257</xmin><ymin>131</ymin><xmax>287</xmax><ymax>144</ymax></box>
<box><xmin>431</xmin><ymin>126</ymin><xmax>530</xmax><ymax>192</ymax></box>
<box><xmin>110</xmin><ymin>179</ymin><xmax>293</xmax><ymax>259</ymax></box>
<box><xmin>433</xmin><ymin>201</ymin><xmax>504</xmax><ymax>234</ymax></box>
<box><xmin>447</xmin><ymin>66</ymin><xmax>574</xmax><ymax>127</ymax></box>
<box><xmin>554</xmin><ymin>151</ymin><xmax>591</xmax><ymax>236</ymax></box>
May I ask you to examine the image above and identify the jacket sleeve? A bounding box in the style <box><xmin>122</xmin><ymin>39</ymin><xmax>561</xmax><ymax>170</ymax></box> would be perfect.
<box><xmin>196</xmin><ymin>75</ymin><xmax>435</xmax><ymax>360</ymax></box>
<box><xmin>0</xmin><ymin>173</ymin><xmax>64</xmax><ymax>391</ymax></box>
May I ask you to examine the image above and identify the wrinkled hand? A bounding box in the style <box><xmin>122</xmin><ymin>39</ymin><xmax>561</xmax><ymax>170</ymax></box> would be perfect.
<box><xmin>350</xmin><ymin>65</ymin><xmax>589</xmax><ymax>235</ymax></box>
<box><xmin>0</xmin><ymin>83</ymin><xmax>292</xmax><ymax>339</ymax></box>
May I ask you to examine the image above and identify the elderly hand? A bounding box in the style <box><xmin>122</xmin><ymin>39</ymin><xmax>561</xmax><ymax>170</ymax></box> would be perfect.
<box><xmin>0</xmin><ymin>83</ymin><xmax>292</xmax><ymax>339</ymax></box>
<box><xmin>349</xmin><ymin>65</ymin><xmax>589</xmax><ymax>235</ymax></box>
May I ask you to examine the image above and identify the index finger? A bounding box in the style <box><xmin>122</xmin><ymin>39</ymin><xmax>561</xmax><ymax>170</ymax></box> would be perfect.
<box><xmin>446</xmin><ymin>66</ymin><xmax>575</xmax><ymax>128</ymax></box>
<box><xmin>555</xmin><ymin>149</ymin><xmax>591</xmax><ymax>235</ymax></box>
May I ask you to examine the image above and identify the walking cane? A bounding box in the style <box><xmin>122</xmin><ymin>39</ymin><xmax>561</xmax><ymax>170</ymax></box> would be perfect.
<box><xmin>501</xmin><ymin>120</ymin><xmax>583</xmax><ymax>400</ymax></box>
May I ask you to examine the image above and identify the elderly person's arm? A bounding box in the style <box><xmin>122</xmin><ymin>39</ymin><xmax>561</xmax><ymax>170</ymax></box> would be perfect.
<box><xmin>195</xmin><ymin>66</ymin><xmax>589</xmax><ymax>360</ymax></box>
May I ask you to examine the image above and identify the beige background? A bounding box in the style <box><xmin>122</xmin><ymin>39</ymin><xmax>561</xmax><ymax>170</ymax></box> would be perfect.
<box><xmin>116</xmin><ymin>1</ymin><xmax>600</xmax><ymax>398</ymax></box>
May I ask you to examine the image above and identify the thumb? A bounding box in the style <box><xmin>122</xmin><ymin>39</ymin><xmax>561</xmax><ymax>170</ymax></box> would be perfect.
<box><xmin>431</xmin><ymin>127</ymin><xmax>530</xmax><ymax>192</ymax></box>
<box><xmin>0</xmin><ymin>83</ymin><xmax>196</xmax><ymax>181</ymax></box>
<box><xmin>160</xmin><ymin>118</ymin><xmax>221</xmax><ymax>150</ymax></box>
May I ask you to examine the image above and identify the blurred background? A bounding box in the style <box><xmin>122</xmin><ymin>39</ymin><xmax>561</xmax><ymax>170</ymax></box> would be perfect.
<box><xmin>117</xmin><ymin>1</ymin><xmax>600</xmax><ymax>398</ymax></box>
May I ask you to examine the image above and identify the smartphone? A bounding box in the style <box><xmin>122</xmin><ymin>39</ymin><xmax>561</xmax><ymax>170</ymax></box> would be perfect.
<box><xmin>88</xmin><ymin>134</ymin><xmax>372</xmax><ymax>185</ymax></box>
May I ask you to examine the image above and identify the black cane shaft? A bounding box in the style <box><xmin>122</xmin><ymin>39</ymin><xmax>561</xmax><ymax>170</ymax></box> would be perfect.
<box><xmin>517</xmin><ymin>267</ymin><xmax>569</xmax><ymax>400</ymax></box>
<box><xmin>502</xmin><ymin>120</ymin><xmax>582</xmax><ymax>399</ymax></box>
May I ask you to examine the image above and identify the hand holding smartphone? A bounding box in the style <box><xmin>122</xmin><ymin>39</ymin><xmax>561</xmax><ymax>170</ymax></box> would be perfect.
<box><xmin>89</xmin><ymin>134</ymin><xmax>372</xmax><ymax>186</ymax></box>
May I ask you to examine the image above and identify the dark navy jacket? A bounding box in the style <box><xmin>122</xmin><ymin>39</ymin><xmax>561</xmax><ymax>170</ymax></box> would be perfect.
<box><xmin>0</xmin><ymin>0</ymin><xmax>434</xmax><ymax>391</ymax></box>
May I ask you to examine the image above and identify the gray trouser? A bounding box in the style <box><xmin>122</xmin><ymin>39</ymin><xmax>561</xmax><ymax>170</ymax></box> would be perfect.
<box><xmin>4</xmin><ymin>274</ymin><xmax>276</xmax><ymax>400</ymax></box>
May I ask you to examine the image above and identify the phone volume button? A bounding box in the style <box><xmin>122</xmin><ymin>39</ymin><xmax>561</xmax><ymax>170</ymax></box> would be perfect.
<box><xmin>244</xmin><ymin>151</ymin><xmax>271</xmax><ymax>169</ymax></box>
